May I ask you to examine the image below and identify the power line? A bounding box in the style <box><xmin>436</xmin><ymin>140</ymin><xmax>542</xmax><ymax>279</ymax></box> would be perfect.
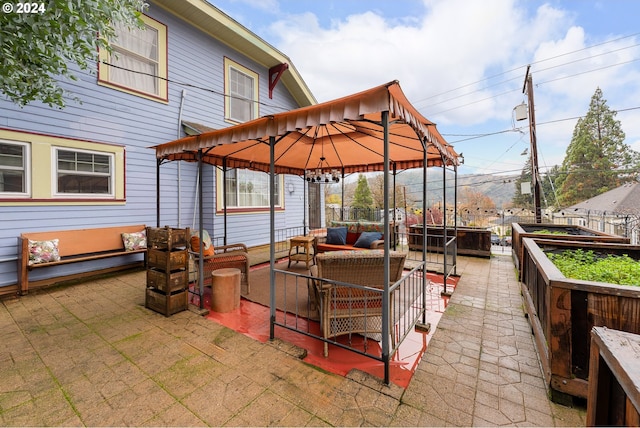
<box><xmin>100</xmin><ymin>61</ymin><xmax>294</xmax><ymax>112</ymax></box>
<box><xmin>414</xmin><ymin>32</ymin><xmax>640</xmax><ymax>110</ymax></box>
<box><xmin>442</xmin><ymin>104</ymin><xmax>640</xmax><ymax>145</ymax></box>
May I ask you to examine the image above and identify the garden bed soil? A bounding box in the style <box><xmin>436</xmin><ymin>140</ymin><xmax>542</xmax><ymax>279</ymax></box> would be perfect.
<box><xmin>512</xmin><ymin>222</ymin><xmax>629</xmax><ymax>275</ymax></box>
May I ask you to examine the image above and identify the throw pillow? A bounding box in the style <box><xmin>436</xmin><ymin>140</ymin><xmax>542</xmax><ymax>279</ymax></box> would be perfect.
<box><xmin>325</xmin><ymin>227</ymin><xmax>347</xmax><ymax>245</ymax></box>
<box><xmin>190</xmin><ymin>235</ymin><xmax>214</xmax><ymax>257</ymax></box>
<box><xmin>354</xmin><ymin>231</ymin><xmax>383</xmax><ymax>248</ymax></box>
<box><xmin>122</xmin><ymin>230</ymin><xmax>147</xmax><ymax>251</ymax></box>
<box><xmin>28</xmin><ymin>239</ymin><xmax>60</xmax><ymax>265</ymax></box>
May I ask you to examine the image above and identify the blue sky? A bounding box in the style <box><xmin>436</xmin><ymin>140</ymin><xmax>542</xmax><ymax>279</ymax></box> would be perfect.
<box><xmin>209</xmin><ymin>0</ymin><xmax>640</xmax><ymax>176</ymax></box>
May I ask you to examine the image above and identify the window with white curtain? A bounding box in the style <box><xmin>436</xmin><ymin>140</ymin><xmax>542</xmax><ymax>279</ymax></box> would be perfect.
<box><xmin>98</xmin><ymin>15</ymin><xmax>167</xmax><ymax>101</ymax></box>
<box><xmin>224</xmin><ymin>58</ymin><xmax>259</xmax><ymax>123</ymax></box>
<box><xmin>220</xmin><ymin>169</ymin><xmax>282</xmax><ymax>210</ymax></box>
<box><xmin>0</xmin><ymin>140</ymin><xmax>29</xmax><ymax>196</ymax></box>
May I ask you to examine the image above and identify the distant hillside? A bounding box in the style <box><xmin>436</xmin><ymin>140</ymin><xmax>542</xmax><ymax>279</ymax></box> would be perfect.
<box><xmin>392</xmin><ymin>169</ymin><xmax>518</xmax><ymax>208</ymax></box>
<box><xmin>331</xmin><ymin>169</ymin><xmax>518</xmax><ymax>209</ymax></box>
<box><xmin>457</xmin><ymin>174</ymin><xmax>518</xmax><ymax>208</ymax></box>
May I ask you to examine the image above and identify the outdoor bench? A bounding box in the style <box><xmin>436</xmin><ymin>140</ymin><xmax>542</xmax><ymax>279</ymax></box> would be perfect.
<box><xmin>17</xmin><ymin>224</ymin><xmax>147</xmax><ymax>295</ymax></box>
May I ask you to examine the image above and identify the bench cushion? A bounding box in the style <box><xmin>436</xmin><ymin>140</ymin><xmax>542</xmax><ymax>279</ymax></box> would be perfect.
<box><xmin>122</xmin><ymin>231</ymin><xmax>147</xmax><ymax>251</ymax></box>
<box><xmin>28</xmin><ymin>239</ymin><xmax>61</xmax><ymax>265</ymax></box>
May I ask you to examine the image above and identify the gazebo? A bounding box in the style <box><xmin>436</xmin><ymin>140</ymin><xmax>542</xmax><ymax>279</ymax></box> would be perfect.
<box><xmin>153</xmin><ymin>80</ymin><xmax>460</xmax><ymax>382</ymax></box>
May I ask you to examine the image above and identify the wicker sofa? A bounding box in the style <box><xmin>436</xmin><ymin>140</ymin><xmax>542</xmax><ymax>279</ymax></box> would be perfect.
<box><xmin>315</xmin><ymin>221</ymin><xmax>394</xmax><ymax>253</ymax></box>
<box><xmin>309</xmin><ymin>249</ymin><xmax>407</xmax><ymax>357</ymax></box>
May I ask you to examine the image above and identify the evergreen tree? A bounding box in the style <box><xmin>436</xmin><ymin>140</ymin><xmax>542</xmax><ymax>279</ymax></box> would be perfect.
<box><xmin>540</xmin><ymin>165</ymin><xmax>560</xmax><ymax>209</ymax></box>
<box><xmin>512</xmin><ymin>156</ymin><xmax>534</xmax><ymax>210</ymax></box>
<box><xmin>513</xmin><ymin>157</ymin><xmax>560</xmax><ymax>210</ymax></box>
<box><xmin>351</xmin><ymin>174</ymin><xmax>374</xmax><ymax>209</ymax></box>
<box><xmin>555</xmin><ymin>88</ymin><xmax>639</xmax><ymax>207</ymax></box>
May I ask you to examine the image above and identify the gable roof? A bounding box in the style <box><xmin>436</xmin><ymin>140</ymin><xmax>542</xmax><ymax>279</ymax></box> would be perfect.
<box><xmin>567</xmin><ymin>182</ymin><xmax>640</xmax><ymax>214</ymax></box>
<box><xmin>151</xmin><ymin>0</ymin><xmax>316</xmax><ymax>107</ymax></box>
<box><xmin>154</xmin><ymin>81</ymin><xmax>459</xmax><ymax>175</ymax></box>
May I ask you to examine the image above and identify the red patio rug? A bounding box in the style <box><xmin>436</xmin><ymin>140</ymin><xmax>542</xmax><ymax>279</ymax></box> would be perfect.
<box><xmin>190</xmin><ymin>261</ymin><xmax>458</xmax><ymax>388</ymax></box>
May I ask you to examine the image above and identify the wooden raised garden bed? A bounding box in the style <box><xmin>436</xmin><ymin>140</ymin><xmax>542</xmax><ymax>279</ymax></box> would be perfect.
<box><xmin>520</xmin><ymin>237</ymin><xmax>640</xmax><ymax>402</ymax></box>
<box><xmin>512</xmin><ymin>222</ymin><xmax>629</xmax><ymax>275</ymax></box>
<box><xmin>408</xmin><ymin>225</ymin><xmax>491</xmax><ymax>258</ymax></box>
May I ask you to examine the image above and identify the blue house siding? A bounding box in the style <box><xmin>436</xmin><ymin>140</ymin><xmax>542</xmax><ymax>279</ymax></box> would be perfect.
<box><xmin>0</xmin><ymin>2</ymin><xmax>312</xmax><ymax>290</ymax></box>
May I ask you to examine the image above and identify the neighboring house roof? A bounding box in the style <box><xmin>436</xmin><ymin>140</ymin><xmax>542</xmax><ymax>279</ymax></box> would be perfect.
<box><xmin>154</xmin><ymin>80</ymin><xmax>460</xmax><ymax>175</ymax></box>
<box><xmin>151</xmin><ymin>0</ymin><xmax>316</xmax><ymax>107</ymax></box>
<box><xmin>565</xmin><ymin>182</ymin><xmax>640</xmax><ymax>214</ymax></box>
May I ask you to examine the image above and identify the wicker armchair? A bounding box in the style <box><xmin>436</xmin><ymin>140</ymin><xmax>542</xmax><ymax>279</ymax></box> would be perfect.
<box><xmin>190</xmin><ymin>243</ymin><xmax>251</xmax><ymax>294</ymax></box>
<box><xmin>309</xmin><ymin>250</ymin><xmax>406</xmax><ymax>357</ymax></box>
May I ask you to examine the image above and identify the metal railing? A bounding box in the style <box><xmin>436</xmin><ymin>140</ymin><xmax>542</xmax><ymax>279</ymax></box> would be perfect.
<box><xmin>271</xmin><ymin>260</ymin><xmax>430</xmax><ymax>383</ymax></box>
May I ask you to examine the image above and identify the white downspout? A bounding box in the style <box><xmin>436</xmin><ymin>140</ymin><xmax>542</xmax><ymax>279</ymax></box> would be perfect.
<box><xmin>177</xmin><ymin>89</ymin><xmax>187</xmax><ymax>227</ymax></box>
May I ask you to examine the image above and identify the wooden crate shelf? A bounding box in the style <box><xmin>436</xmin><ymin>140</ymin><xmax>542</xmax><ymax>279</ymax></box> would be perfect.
<box><xmin>148</xmin><ymin>248</ymin><xmax>188</xmax><ymax>272</ymax></box>
<box><xmin>145</xmin><ymin>288</ymin><xmax>188</xmax><ymax>317</ymax></box>
<box><xmin>145</xmin><ymin>227</ymin><xmax>190</xmax><ymax>317</ymax></box>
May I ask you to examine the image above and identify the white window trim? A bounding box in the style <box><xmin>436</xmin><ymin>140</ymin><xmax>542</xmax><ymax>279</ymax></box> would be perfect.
<box><xmin>216</xmin><ymin>168</ymin><xmax>283</xmax><ymax>212</ymax></box>
<box><xmin>52</xmin><ymin>147</ymin><xmax>115</xmax><ymax>199</ymax></box>
<box><xmin>224</xmin><ymin>57</ymin><xmax>259</xmax><ymax>123</ymax></box>
<box><xmin>0</xmin><ymin>139</ymin><xmax>30</xmax><ymax>198</ymax></box>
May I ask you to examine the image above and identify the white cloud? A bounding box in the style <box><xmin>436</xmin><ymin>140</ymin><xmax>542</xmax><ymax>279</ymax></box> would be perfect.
<box><xmin>260</xmin><ymin>0</ymin><xmax>640</xmax><ymax>174</ymax></box>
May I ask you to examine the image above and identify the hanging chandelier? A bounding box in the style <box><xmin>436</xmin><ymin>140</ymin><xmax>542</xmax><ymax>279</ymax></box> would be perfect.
<box><xmin>305</xmin><ymin>128</ymin><xmax>339</xmax><ymax>182</ymax></box>
<box><xmin>306</xmin><ymin>157</ymin><xmax>340</xmax><ymax>183</ymax></box>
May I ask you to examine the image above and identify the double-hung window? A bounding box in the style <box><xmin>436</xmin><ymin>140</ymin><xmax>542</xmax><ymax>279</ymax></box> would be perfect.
<box><xmin>0</xmin><ymin>130</ymin><xmax>125</xmax><ymax>204</ymax></box>
<box><xmin>54</xmin><ymin>148</ymin><xmax>114</xmax><ymax>197</ymax></box>
<box><xmin>0</xmin><ymin>140</ymin><xmax>29</xmax><ymax>196</ymax></box>
<box><xmin>98</xmin><ymin>15</ymin><xmax>168</xmax><ymax>101</ymax></box>
<box><xmin>224</xmin><ymin>58</ymin><xmax>259</xmax><ymax>123</ymax></box>
<box><xmin>221</xmin><ymin>169</ymin><xmax>282</xmax><ymax>210</ymax></box>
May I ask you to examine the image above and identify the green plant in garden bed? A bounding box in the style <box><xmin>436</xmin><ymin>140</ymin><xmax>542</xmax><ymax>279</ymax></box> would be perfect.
<box><xmin>546</xmin><ymin>249</ymin><xmax>640</xmax><ymax>286</ymax></box>
<box><xmin>534</xmin><ymin>229</ymin><xmax>570</xmax><ymax>235</ymax></box>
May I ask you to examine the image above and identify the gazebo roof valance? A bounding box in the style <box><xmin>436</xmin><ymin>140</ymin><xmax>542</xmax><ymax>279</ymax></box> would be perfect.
<box><xmin>154</xmin><ymin>80</ymin><xmax>459</xmax><ymax>175</ymax></box>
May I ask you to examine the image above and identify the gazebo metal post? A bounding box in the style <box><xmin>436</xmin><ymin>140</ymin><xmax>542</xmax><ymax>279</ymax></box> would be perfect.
<box><xmin>453</xmin><ymin>163</ymin><xmax>458</xmax><ymax>275</ymax></box>
<box><xmin>197</xmin><ymin>149</ymin><xmax>205</xmax><ymax>309</ymax></box>
<box><xmin>269</xmin><ymin>136</ymin><xmax>276</xmax><ymax>340</ymax></box>
<box><xmin>340</xmin><ymin>170</ymin><xmax>345</xmax><ymax>221</ymax></box>
<box><xmin>441</xmin><ymin>156</ymin><xmax>448</xmax><ymax>295</ymax></box>
<box><xmin>156</xmin><ymin>159</ymin><xmax>161</xmax><ymax>227</ymax></box>
<box><xmin>381</xmin><ymin>110</ymin><xmax>391</xmax><ymax>384</ymax></box>
<box><xmin>392</xmin><ymin>164</ymin><xmax>397</xmax><ymax>250</ymax></box>
<box><xmin>421</xmin><ymin>141</ymin><xmax>428</xmax><ymax>326</ymax></box>
<box><xmin>222</xmin><ymin>159</ymin><xmax>228</xmax><ymax>246</ymax></box>
<box><xmin>303</xmin><ymin>173</ymin><xmax>307</xmax><ymax>235</ymax></box>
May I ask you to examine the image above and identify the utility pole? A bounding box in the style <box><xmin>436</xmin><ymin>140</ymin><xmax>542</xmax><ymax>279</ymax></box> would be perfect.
<box><xmin>522</xmin><ymin>65</ymin><xmax>542</xmax><ymax>223</ymax></box>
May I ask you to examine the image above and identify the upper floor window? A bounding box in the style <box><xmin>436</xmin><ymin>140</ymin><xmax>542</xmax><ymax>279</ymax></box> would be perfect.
<box><xmin>224</xmin><ymin>58</ymin><xmax>259</xmax><ymax>123</ymax></box>
<box><xmin>98</xmin><ymin>15</ymin><xmax>168</xmax><ymax>102</ymax></box>
<box><xmin>55</xmin><ymin>148</ymin><xmax>113</xmax><ymax>197</ymax></box>
<box><xmin>0</xmin><ymin>140</ymin><xmax>30</xmax><ymax>196</ymax></box>
<box><xmin>220</xmin><ymin>168</ymin><xmax>282</xmax><ymax>210</ymax></box>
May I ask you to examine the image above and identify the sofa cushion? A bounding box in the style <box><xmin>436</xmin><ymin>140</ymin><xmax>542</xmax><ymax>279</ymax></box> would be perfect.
<box><xmin>316</xmin><ymin>243</ymin><xmax>367</xmax><ymax>252</ymax></box>
<box><xmin>329</xmin><ymin>221</ymin><xmax>359</xmax><ymax>233</ymax></box>
<box><xmin>354</xmin><ymin>231</ymin><xmax>383</xmax><ymax>248</ymax></box>
<box><xmin>358</xmin><ymin>221</ymin><xmax>384</xmax><ymax>233</ymax></box>
<box><xmin>346</xmin><ymin>231</ymin><xmax>359</xmax><ymax>245</ymax></box>
<box><xmin>326</xmin><ymin>227</ymin><xmax>347</xmax><ymax>245</ymax></box>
